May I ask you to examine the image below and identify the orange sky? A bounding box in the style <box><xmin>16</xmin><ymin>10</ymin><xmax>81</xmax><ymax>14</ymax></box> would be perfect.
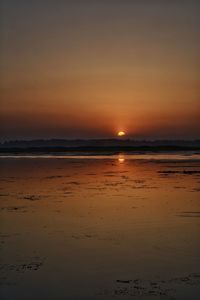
<box><xmin>1</xmin><ymin>0</ymin><xmax>200</xmax><ymax>140</ymax></box>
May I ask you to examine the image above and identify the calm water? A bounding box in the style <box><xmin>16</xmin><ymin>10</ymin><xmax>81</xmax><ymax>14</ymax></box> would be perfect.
<box><xmin>0</xmin><ymin>155</ymin><xmax>200</xmax><ymax>299</ymax></box>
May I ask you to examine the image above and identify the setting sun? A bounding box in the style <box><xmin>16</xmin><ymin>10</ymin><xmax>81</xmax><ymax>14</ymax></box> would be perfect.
<box><xmin>117</xmin><ymin>131</ymin><xmax>125</xmax><ymax>137</ymax></box>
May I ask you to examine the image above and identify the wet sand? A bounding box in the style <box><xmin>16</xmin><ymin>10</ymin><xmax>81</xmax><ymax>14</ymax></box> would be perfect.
<box><xmin>0</xmin><ymin>155</ymin><xmax>200</xmax><ymax>299</ymax></box>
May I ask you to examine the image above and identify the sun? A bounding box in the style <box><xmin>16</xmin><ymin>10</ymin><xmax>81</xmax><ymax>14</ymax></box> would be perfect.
<box><xmin>117</xmin><ymin>131</ymin><xmax>125</xmax><ymax>137</ymax></box>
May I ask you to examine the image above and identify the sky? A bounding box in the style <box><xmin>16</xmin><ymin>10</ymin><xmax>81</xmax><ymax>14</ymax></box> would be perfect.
<box><xmin>1</xmin><ymin>0</ymin><xmax>200</xmax><ymax>140</ymax></box>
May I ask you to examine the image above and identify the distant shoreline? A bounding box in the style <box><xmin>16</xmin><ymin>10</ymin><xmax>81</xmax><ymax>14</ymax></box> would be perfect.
<box><xmin>1</xmin><ymin>145</ymin><xmax>200</xmax><ymax>155</ymax></box>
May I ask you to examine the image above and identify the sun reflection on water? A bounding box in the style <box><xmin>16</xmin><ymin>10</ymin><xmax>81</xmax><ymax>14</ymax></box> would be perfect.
<box><xmin>118</xmin><ymin>155</ymin><xmax>125</xmax><ymax>163</ymax></box>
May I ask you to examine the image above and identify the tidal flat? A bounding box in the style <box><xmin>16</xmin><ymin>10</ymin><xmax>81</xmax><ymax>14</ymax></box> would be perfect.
<box><xmin>0</xmin><ymin>155</ymin><xmax>200</xmax><ymax>300</ymax></box>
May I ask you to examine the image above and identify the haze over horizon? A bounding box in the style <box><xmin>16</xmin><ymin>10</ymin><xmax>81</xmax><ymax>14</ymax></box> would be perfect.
<box><xmin>1</xmin><ymin>0</ymin><xmax>200</xmax><ymax>140</ymax></box>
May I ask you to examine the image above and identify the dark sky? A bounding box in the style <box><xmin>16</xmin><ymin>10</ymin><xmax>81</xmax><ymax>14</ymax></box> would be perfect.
<box><xmin>1</xmin><ymin>0</ymin><xmax>200</xmax><ymax>140</ymax></box>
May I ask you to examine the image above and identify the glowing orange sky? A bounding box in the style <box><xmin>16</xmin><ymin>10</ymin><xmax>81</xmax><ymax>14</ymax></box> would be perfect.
<box><xmin>1</xmin><ymin>0</ymin><xmax>200</xmax><ymax>140</ymax></box>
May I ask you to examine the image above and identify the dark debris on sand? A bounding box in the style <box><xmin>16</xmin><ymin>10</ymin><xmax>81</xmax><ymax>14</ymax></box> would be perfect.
<box><xmin>0</xmin><ymin>257</ymin><xmax>45</xmax><ymax>274</ymax></box>
<box><xmin>99</xmin><ymin>273</ymin><xmax>200</xmax><ymax>298</ymax></box>
<box><xmin>22</xmin><ymin>195</ymin><xmax>41</xmax><ymax>201</ymax></box>
<box><xmin>1</xmin><ymin>206</ymin><xmax>27</xmax><ymax>212</ymax></box>
<box><xmin>158</xmin><ymin>170</ymin><xmax>200</xmax><ymax>175</ymax></box>
<box><xmin>176</xmin><ymin>211</ymin><xmax>200</xmax><ymax>218</ymax></box>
